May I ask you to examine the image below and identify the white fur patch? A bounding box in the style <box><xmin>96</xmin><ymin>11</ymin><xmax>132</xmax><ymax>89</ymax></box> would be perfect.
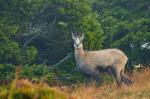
<box><xmin>75</xmin><ymin>38</ymin><xmax>80</xmax><ymax>45</ymax></box>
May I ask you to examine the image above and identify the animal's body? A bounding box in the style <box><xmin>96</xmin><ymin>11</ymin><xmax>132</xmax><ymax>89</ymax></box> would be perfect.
<box><xmin>72</xmin><ymin>33</ymin><xmax>133</xmax><ymax>87</ymax></box>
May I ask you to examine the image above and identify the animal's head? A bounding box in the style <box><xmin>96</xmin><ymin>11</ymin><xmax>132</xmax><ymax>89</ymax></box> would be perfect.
<box><xmin>72</xmin><ymin>33</ymin><xmax>84</xmax><ymax>49</ymax></box>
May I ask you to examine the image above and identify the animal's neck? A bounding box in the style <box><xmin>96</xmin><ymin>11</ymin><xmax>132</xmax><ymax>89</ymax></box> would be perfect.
<box><xmin>75</xmin><ymin>47</ymin><xmax>84</xmax><ymax>57</ymax></box>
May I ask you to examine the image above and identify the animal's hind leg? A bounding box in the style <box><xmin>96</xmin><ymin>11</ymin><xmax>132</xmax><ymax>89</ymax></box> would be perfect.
<box><xmin>109</xmin><ymin>67</ymin><xmax>122</xmax><ymax>87</ymax></box>
<box><xmin>116</xmin><ymin>71</ymin><xmax>122</xmax><ymax>87</ymax></box>
<box><xmin>121</xmin><ymin>70</ymin><xmax>133</xmax><ymax>86</ymax></box>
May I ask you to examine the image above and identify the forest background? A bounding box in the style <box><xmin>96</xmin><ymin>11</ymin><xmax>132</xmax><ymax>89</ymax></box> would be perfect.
<box><xmin>0</xmin><ymin>0</ymin><xmax>150</xmax><ymax>84</ymax></box>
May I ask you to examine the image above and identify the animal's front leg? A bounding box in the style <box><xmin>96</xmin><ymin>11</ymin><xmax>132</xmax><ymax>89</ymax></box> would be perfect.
<box><xmin>93</xmin><ymin>75</ymin><xmax>102</xmax><ymax>87</ymax></box>
<box><xmin>83</xmin><ymin>73</ymin><xmax>93</xmax><ymax>87</ymax></box>
<box><xmin>93</xmin><ymin>69</ymin><xmax>102</xmax><ymax>87</ymax></box>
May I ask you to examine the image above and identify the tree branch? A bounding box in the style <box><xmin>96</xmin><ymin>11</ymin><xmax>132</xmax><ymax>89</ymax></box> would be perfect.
<box><xmin>48</xmin><ymin>52</ymin><xmax>73</xmax><ymax>69</ymax></box>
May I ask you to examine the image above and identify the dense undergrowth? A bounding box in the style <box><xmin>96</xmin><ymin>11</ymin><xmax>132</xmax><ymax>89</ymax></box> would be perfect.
<box><xmin>0</xmin><ymin>67</ymin><xmax>67</xmax><ymax>99</ymax></box>
<box><xmin>0</xmin><ymin>67</ymin><xmax>150</xmax><ymax>99</ymax></box>
<box><xmin>0</xmin><ymin>79</ymin><xmax>67</xmax><ymax>99</ymax></box>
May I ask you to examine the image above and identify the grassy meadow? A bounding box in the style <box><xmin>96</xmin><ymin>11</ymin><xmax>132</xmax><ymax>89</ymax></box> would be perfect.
<box><xmin>0</xmin><ymin>68</ymin><xmax>150</xmax><ymax>99</ymax></box>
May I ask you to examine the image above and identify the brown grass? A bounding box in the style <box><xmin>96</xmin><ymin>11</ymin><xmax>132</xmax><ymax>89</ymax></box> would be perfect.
<box><xmin>0</xmin><ymin>68</ymin><xmax>150</xmax><ymax>99</ymax></box>
<box><xmin>65</xmin><ymin>69</ymin><xmax>150</xmax><ymax>99</ymax></box>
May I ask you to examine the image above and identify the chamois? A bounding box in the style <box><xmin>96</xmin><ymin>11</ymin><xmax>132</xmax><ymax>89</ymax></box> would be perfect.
<box><xmin>72</xmin><ymin>33</ymin><xmax>132</xmax><ymax>87</ymax></box>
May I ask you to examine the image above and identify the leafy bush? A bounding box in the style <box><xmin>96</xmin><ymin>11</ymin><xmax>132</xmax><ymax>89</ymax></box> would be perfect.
<box><xmin>0</xmin><ymin>64</ymin><xmax>16</xmax><ymax>80</ymax></box>
<box><xmin>55</xmin><ymin>56</ymin><xmax>86</xmax><ymax>84</ymax></box>
<box><xmin>20</xmin><ymin>64</ymin><xmax>55</xmax><ymax>83</ymax></box>
<box><xmin>0</xmin><ymin>64</ymin><xmax>55</xmax><ymax>84</ymax></box>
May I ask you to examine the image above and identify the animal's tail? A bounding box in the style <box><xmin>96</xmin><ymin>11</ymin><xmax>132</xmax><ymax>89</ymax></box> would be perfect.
<box><xmin>121</xmin><ymin>70</ymin><xmax>133</xmax><ymax>86</ymax></box>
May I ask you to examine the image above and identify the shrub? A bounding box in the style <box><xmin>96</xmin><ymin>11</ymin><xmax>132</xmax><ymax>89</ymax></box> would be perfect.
<box><xmin>0</xmin><ymin>79</ymin><xmax>67</xmax><ymax>99</ymax></box>
<box><xmin>0</xmin><ymin>64</ymin><xmax>55</xmax><ymax>84</ymax></box>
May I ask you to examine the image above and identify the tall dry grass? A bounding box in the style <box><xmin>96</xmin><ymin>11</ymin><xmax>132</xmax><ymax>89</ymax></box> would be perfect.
<box><xmin>68</xmin><ymin>68</ymin><xmax>150</xmax><ymax>99</ymax></box>
<box><xmin>0</xmin><ymin>68</ymin><xmax>150</xmax><ymax>99</ymax></box>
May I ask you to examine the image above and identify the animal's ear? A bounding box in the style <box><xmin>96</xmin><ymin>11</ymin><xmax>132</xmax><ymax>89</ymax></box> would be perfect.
<box><xmin>81</xmin><ymin>33</ymin><xmax>85</xmax><ymax>40</ymax></box>
<box><xmin>72</xmin><ymin>32</ymin><xmax>75</xmax><ymax>40</ymax></box>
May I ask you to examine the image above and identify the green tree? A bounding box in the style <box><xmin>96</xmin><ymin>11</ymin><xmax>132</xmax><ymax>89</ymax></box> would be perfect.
<box><xmin>94</xmin><ymin>0</ymin><xmax>150</xmax><ymax>67</ymax></box>
<box><xmin>0</xmin><ymin>0</ymin><xmax>40</xmax><ymax>64</ymax></box>
<box><xmin>27</xmin><ymin>0</ymin><xmax>104</xmax><ymax>64</ymax></box>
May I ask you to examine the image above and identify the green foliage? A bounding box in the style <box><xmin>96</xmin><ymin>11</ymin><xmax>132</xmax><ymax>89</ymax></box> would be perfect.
<box><xmin>94</xmin><ymin>0</ymin><xmax>150</xmax><ymax>66</ymax></box>
<box><xmin>0</xmin><ymin>36</ymin><xmax>37</xmax><ymax>64</ymax></box>
<box><xmin>102</xmin><ymin>75</ymin><xmax>114</xmax><ymax>84</ymax></box>
<box><xmin>20</xmin><ymin>47</ymin><xmax>38</xmax><ymax>64</ymax></box>
<box><xmin>82</xmin><ymin>14</ymin><xmax>104</xmax><ymax>50</ymax></box>
<box><xmin>0</xmin><ymin>38</ymin><xmax>21</xmax><ymax>64</ymax></box>
<box><xmin>55</xmin><ymin>56</ymin><xmax>84</xmax><ymax>84</ymax></box>
<box><xmin>0</xmin><ymin>64</ymin><xmax>55</xmax><ymax>83</ymax></box>
<box><xmin>26</xmin><ymin>0</ymin><xmax>104</xmax><ymax>64</ymax></box>
<box><xmin>20</xmin><ymin>64</ymin><xmax>55</xmax><ymax>82</ymax></box>
<box><xmin>0</xmin><ymin>0</ymin><xmax>39</xmax><ymax>64</ymax></box>
<box><xmin>0</xmin><ymin>0</ymin><xmax>150</xmax><ymax>87</ymax></box>
<box><xmin>0</xmin><ymin>64</ymin><xmax>16</xmax><ymax>80</ymax></box>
